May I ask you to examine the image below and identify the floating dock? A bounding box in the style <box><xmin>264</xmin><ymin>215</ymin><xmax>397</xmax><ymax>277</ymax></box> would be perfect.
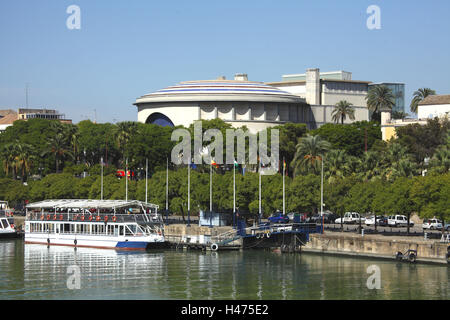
<box><xmin>163</xmin><ymin>223</ymin><xmax>322</xmax><ymax>252</ymax></box>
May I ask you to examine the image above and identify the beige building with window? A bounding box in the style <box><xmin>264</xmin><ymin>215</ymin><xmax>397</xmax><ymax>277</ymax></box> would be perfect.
<box><xmin>265</xmin><ymin>68</ymin><xmax>371</xmax><ymax>128</ymax></box>
<box><xmin>0</xmin><ymin>108</ymin><xmax>71</xmax><ymax>132</ymax></box>
<box><xmin>380</xmin><ymin>95</ymin><xmax>450</xmax><ymax>141</ymax></box>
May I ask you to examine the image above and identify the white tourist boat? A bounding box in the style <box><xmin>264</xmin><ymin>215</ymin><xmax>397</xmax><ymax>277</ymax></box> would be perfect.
<box><xmin>0</xmin><ymin>201</ymin><xmax>17</xmax><ymax>239</ymax></box>
<box><xmin>24</xmin><ymin>199</ymin><xmax>166</xmax><ymax>250</ymax></box>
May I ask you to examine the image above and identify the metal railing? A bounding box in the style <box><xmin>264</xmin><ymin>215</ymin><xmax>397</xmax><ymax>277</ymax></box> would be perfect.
<box><xmin>26</xmin><ymin>212</ymin><xmax>163</xmax><ymax>225</ymax></box>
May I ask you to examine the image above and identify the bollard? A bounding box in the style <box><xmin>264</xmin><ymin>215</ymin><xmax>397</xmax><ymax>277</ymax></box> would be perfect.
<box><xmin>424</xmin><ymin>232</ymin><xmax>427</xmax><ymax>240</ymax></box>
<box><xmin>361</xmin><ymin>228</ymin><xmax>365</xmax><ymax>237</ymax></box>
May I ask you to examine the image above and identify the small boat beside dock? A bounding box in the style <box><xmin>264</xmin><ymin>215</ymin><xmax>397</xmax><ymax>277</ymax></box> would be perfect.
<box><xmin>0</xmin><ymin>201</ymin><xmax>20</xmax><ymax>239</ymax></box>
<box><xmin>24</xmin><ymin>199</ymin><xmax>166</xmax><ymax>250</ymax></box>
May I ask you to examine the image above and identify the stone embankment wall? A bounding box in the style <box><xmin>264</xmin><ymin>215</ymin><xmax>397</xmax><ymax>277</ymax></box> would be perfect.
<box><xmin>304</xmin><ymin>231</ymin><xmax>449</xmax><ymax>264</ymax></box>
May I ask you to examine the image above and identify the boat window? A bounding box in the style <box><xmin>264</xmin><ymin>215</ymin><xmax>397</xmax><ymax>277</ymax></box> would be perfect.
<box><xmin>0</xmin><ymin>219</ymin><xmax>5</xmax><ymax>229</ymax></box>
<box><xmin>125</xmin><ymin>225</ymin><xmax>135</xmax><ymax>236</ymax></box>
<box><xmin>63</xmin><ymin>224</ymin><xmax>70</xmax><ymax>233</ymax></box>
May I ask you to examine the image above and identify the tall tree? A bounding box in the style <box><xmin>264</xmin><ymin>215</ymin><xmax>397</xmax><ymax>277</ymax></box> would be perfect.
<box><xmin>332</xmin><ymin>100</ymin><xmax>355</xmax><ymax>124</ymax></box>
<box><xmin>410</xmin><ymin>88</ymin><xmax>436</xmax><ymax>114</ymax></box>
<box><xmin>291</xmin><ymin>134</ymin><xmax>331</xmax><ymax>176</ymax></box>
<box><xmin>323</xmin><ymin>149</ymin><xmax>351</xmax><ymax>183</ymax></box>
<box><xmin>41</xmin><ymin>132</ymin><xmax>73</xmax><ymax>173</ymax></box>
<box><xmin>365</xmin><ymin>85</ymin><xmax>395</xmax><ymax>120</ymax></box>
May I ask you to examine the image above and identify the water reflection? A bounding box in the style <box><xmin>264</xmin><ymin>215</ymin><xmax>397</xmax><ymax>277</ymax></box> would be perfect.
<box><xmin>0</xmin><ymin>240</ymin><xmax>448</xmax><ymax>300</ymax></box>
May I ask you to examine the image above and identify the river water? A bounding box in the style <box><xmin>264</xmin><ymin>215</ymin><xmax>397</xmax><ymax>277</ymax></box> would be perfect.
<box><xmin>0</xmin><ymin>239</ymin><xmax>448</xmax><ymax>300</ymax></box>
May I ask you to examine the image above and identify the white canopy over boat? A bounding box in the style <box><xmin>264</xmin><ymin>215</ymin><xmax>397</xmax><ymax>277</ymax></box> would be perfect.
<box><xmin>26</xmin><ymin>199</ymin><xmax>159</xmax><ymax>210</ymax></box>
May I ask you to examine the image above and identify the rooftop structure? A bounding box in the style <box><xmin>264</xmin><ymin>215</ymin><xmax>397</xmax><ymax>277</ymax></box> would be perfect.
<box><xmin>0</xmin><ymin>108</ymin><xmax>72</xmax><ymax>132</ymax></box>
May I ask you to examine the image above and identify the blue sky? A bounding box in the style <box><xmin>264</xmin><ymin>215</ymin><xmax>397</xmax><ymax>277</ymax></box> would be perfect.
<box><xmin>1</xmin><ymin>0</ymin><xmax>449</xmax><ymax>123</ymax></box>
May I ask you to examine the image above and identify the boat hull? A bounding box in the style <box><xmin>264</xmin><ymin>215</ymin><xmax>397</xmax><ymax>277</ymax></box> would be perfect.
<box><xmin>0</xmin><ymin>231</ymin><xmax>20</xmax><ymax>239</ymax></box>
<box><xmin>24</xmin><ymin>233</ymin><xmax>165</xmax><ymax>251</ymax></box>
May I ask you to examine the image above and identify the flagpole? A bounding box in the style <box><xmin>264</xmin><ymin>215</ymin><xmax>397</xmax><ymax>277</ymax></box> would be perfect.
<box><xmin>187</xmin><ymin>155</ymin><xmax>190</xmax><ymax>227</ymax></box>
<box><xmin>321</xmin><ymin>155</ymin><xmax>324</xmax><ymax>234</ymax></box>
<box><xmin>125</xmin><ymin>158</ymin><xmax>128</xmax><ymax>201</ymax></box>
<box><xmin>210</xmin><ymin>163</ymin><xmax>213</xmax><ymax>228</ymax></box>
<box><xmin>145</xmin><ymin>158</ymin><xmax>148</xmax><ymax>203</ymax></box>
<box><xmin>166</xmin><ymin>157</ymin><xmax>169</xmax><ymax>212</ymax></box>
<box><xmin>100</xmin><ymin>156</ymin><xmax>103</xmax><ymax>201</ymax></box>
<box><xmin>320</xmin><ymin>155</ymin><xmax>324</xmax><ymax>216</ymax></box>
<box><xmin>259</xmin><ymin>160</ymin><xmax>262</xmax><ymax>225</ymax></box>
<box><xmin>283</xmin><ymin>158</ymin><xmax>285</xmax><ymax>216</ymax></box>
<box><xmin>233</xmin><ymin>163</ymin><xmax>236</xmax><ymax>217</ymax></box>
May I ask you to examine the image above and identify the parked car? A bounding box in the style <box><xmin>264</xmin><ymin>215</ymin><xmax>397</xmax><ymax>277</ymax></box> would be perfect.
<box><xmin>307</xmin><ymin>214</ymin><xmax>321</xmax><ymax>223</ymax></box>
<box><xmin>422</xmin><ymin>218</ymin><xmax>443</xmax><ymax>230</ymax></box>
<box><xmin>365</xmin><ymin>215</ymin><xmax>388</xmax><ymax>226</ymax></box>
<box><xmin>268</xmin><ymin>213</ymin><xmax>289</xmax><ymax>224</ymax></box>
<box><xmin>445</xmin><ymin>223</ymin><xmax>450</xmax><ymax>231</ymax></box>
<box><xmin>306</xmin><ymin>213</ymin><xmax>336</xmax><ymax>224</ymax></box>
<box><xmin>387</xmin><ymin>215</ymin><xmax>412</xmax><ymax>227</ymax></box>
<box><xmin>287</xmin><ymin>212</ymin><xmax>306</xmax><ymax>223</ymax></box>
<box><xmin>323</xmin><ymin>213</ymin><xmax>339</xmax><ymax>224</ymax></box>
<box><xmin>335</xmin><ymin>212</ymin><xmax>365</xmax><ymax>224</ymax></box>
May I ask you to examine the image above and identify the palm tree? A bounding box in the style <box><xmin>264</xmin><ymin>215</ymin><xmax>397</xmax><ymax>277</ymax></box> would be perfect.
<box><xmin>115</xmin><ymin>121</ymin><xmax>138</xmax><ymax>150</ymax></box>
<box><xmin>386</xmin><ymin>158</ymin><xmax>417</xmax><ymax>180</ymax></box>
<box><xmin>42</xmin><ymin>133</ymin><xmax>74</xmax><ymax>173</ymax></box>
<box><xmin>324</xmin><ymin>149</ymin><xmax>351</xmax><ymax>183</ymax></box>
<box><xmin>429</xmin><ymin>146</ymin><xmax>450</xmax><ymax>174</ymax></box>
<box><xmin>365</xmin><ymin>85</ymin><xmax>395</xmax><ymax>120</ymax></box>
<box><xmin>410</xmin><ymin>88</ymin><xmax>436</xmax><ymax>114</ymax></box>
<box><xmin>356</xmin><ymin>151</ymin><xmax>383</xmax><ymax>181</ymax></box>
<box><xmin>66</xmin><ymin>125</ymin><xmax>80</xmax><ymax>163</ymax></box>
<box><xmin>291</xmin><ymin>134</ymin><xmax>331</xmax><ymax>176</ymax></box>
<box><xmin>332</xmin><ymin>100</ymin><xmax>355</xmax><ymax>124</ymax></box>
<box><xmin>1</xmin><ymin>143</ymin><xmax>18</xmax><ymax>179</ymax></box>
<box><xmin>13</xmin><ymin>143</ymin><xmax>36</xmax><ymax>182</ymax></box>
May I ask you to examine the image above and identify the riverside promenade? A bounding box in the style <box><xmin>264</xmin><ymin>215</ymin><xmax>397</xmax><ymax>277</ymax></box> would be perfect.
<box><xmin>303</xmin><ymin>231</ymin><xmax>450</xmax><ymax>265</ymax></box>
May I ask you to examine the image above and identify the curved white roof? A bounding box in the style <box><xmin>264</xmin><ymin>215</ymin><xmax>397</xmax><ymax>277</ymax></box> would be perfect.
<box><xmin>135</xmin><ymin>80</ymin><xmax>305</xmax><ymax>104</ymax></box>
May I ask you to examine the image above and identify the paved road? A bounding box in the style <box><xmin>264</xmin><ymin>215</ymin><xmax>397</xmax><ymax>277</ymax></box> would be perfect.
<box><xmin>324</xmin><ymin>222</ymin><xmax>447</xmax><ymax>236</ymax></box>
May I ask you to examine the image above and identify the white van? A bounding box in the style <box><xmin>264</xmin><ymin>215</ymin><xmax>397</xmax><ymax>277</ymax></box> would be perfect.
<box><xmin>335</xmin><ymin>212</ymin><xmax>364</xmax><ymax>224</ymax></box>
<box><xmin>422</xmin><ymin>219</ymin><xmax>443</xmax><ymax>230</ymax></box>
<box><xmin>387</xmin><ymin>215</ymin><xmax>412</xmax><ymax>227</ymax></box>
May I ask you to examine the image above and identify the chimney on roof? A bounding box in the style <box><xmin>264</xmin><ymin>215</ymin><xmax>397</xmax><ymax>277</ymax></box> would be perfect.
<box><xmin>234</xmin><ymin>73</ymin><xmax>248</xmax><ymax>81</ymax></box>
<box><xmin>216</xmin><ymin>76</ymin><xmax>226</xmax><ymax>80</ymax></box>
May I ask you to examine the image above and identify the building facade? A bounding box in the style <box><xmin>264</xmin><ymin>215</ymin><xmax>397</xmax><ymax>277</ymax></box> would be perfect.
<box><xmin>369</xmin><ymin>82</ymin><xmax>405</xmax><ymax>114</ymax></box>
<box><xmin>0</xmin><ymin>108</ymin><xmax>71</xmax><ymax>132</ymax></box>
<box><xmin>266</xmin><ymin>68</ymin><xmax>371</xmax><ymax>128</ymax></box>
<box><xmin>380</xmin><ymin>94</ymin><xmax>450</xmax><ymax>141</ymax></box>
<box><xmin>135</xmin><ymin>75</ymin><xmax>309</xmax><ymax>134</ymax></box>
<box><xmin>417</xmin><ymin>95</ymin><xmax>450</xmax><ymax>119</ymax></box>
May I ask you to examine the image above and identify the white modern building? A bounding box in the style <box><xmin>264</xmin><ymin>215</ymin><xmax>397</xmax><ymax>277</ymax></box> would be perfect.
<box><xmin>135</xmin><ymin>74</ymin><xmax>309</xmax><ymax>133</ymax></box>
<box><xmin>135</xmin><ymin>69</ymin><xmax>376</xmax><ymax>132</ymax></box>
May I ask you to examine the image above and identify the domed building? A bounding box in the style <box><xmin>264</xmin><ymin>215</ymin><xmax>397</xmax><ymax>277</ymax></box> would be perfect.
<box><xmin>134</xmin><ymin>74</ymin><xmax>308</xmax><ymax>133</ymax></box>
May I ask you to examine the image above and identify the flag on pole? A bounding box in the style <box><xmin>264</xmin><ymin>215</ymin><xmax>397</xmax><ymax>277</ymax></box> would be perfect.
<box><xmin>211</xmin><ymin>158</ymin><xmax>219</xmax><ymax>168</ymax></box>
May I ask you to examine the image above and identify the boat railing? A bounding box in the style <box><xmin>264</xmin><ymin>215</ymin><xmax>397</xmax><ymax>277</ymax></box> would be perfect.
<box><xmin>26</xmin><ymin>212</ymin><xmax>163</xmax><ymax>224</ymax></box>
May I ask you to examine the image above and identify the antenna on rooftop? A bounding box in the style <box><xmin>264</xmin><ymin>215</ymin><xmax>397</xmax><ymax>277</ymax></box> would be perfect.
<box><xmin>25</xmin><ymin>83</ymin><xmax>29</xmax><ymax>108</ymax></box>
